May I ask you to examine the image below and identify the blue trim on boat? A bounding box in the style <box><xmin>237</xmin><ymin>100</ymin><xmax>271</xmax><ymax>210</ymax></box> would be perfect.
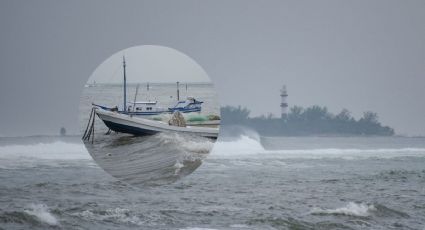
<box><xmin>168</xmin><ymin>107</ymin><xmax>201</xmax><ymax>113</ymax></box>
<box><xmin>92</xmin><ymin>103</ymin><xmax>115</xmax><ymax>111</ymax></box>
<box><xmin>120</xmin><ymin>111</ymin><xmax>166</xmax><ymax>115</ymax></box>
<box><xmin>93</xmin><ymin>101</ymin><xmax>203</xmax><ymax>115</ymax></box>
<box><xmin>102</xmin><ymin>119</ymin><xmax>158</xmax><ymax>136</ymax></box>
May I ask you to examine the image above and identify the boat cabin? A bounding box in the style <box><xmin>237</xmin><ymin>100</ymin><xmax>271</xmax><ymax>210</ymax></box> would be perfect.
<box><xmin>127</xmin><ymin>101</ymin><xmax>162</xmax><ymax>113</ymax></box>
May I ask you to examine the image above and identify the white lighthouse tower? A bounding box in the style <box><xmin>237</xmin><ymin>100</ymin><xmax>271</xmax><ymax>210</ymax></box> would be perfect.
<box><xmin>280</xmin><ymin>85</ymin><xmax>288</xmax><ymax>119</ymax></box>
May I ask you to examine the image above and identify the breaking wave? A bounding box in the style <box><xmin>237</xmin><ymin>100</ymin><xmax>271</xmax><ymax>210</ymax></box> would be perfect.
<box><xmin>310</xmin><ymin>202</ymin><xmax>410</xmax><ymax>219</ymax></box>
<box><xmin>0</xmin><ymin>141</ymin><xmax>93</xmax><ymax>169</ymax></box>
<box><xmin>73</xmin><ymin>208</ymin><xmax>143</xmax><ymax>226</ymax></box>
<box><xmin>211</xmin><ymin>135</ymin><xmax>265</xmax><ymax>157</ymax></box>
<box><xmin>154</xmin><ymin>132</ymin><xmax>215</xmax><ymax>155</ymax></box>
<box><xmin>24</xmin><ymin>204</ymin><xmax>59</xmax><ymax>226</ymax></box>
<box><xmin>311</xmin><ymin>202</ymin><xmax>376</xmax><ymax>217</ymax></box>
<box><xmin>210</xmin><ymin>135</ymin><xmax>425</xmax><ymax>160</ymax></box>
<box><xmin>0</xmin><ymin>141</ymin><xmax>90</xmax><ymax>160</ymax></box>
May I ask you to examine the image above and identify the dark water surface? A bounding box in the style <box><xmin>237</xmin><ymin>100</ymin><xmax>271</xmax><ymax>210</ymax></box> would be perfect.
<box><xmin>80</xmin><ymin>83</ymin><xmax>220</xmax><ymax>186</ymax></box>
<box><xmin>0</xmin><ymin>135</ymin><xmax>424</xmax><ymax>229</ymax></box>
<box><xmin>86</xmin><ymin>132</ymin><xmax>214</xmax><ymax>186</ymax></box>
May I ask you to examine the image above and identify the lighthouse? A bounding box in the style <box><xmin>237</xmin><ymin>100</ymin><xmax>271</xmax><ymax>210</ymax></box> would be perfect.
<box><xmin>280</xmin><ymin>85</ymin><xmax>288</xmax><ymax>119</ymax></box>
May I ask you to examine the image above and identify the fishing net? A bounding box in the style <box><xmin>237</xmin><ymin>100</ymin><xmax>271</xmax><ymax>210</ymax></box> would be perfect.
<box><xmin>186</xmin><ymin>114</ymin><xmax>209</xmax><ymax>122</ymax></box>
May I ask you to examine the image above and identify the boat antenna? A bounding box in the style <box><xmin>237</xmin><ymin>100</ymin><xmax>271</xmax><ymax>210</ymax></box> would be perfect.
<box><xmin>176</xmin><ymin>81</ymin><xmax>180</xmax><ymax>101</ymax></box>
<box><xmin>123</xmin><ymin>56</ymin><xmax>127</xmax><ymax>112</ymax></box>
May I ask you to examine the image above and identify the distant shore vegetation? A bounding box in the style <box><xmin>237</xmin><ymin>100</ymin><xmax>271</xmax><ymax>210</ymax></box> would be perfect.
<box><xmin>221</xmin><ymin>105</ymin><xmax>395</xmax><ymax>136</ymax></box>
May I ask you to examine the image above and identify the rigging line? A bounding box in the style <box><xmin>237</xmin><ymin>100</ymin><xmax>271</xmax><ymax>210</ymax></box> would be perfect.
<box><xmin>91</xmin><ymin>112</ymin><xmax>95</xmax><ymax>144</ymax></box>
<box><xmin>82</xmin><ymin>108</ymin><xmax>94</xmax><ymax>140</ymax></box>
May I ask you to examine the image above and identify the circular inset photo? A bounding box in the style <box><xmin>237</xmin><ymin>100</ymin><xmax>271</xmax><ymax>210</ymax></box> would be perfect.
<box><xmin>79</xmin><ymin>45</ymin><xmax>220</xmax><ymax>186</ymax></box>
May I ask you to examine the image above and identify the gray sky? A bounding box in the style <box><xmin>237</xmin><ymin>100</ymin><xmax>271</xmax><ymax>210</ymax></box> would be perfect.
<box><xmin>89</xmin><ymin>45</ymin><xmax>210</xmax><ymax>84</ymax></box>
<box><xmin>0</xmin><ymin>0</ymin><xmax>424</xmax><ymax>136</ymax></box>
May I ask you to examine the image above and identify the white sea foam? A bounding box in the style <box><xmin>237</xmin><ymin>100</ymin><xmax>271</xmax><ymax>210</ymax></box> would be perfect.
<box><xmin>76</xmin><ymin>208</ymin><xmax>143</xmax><ymax>225</ymax></box>
<box><xmin>211</xmin><ymin>135</ymin><xmax>265</xmax><ymax>157</ymax></box>
<box><xmin>174</xmin><ymin>161</ymin><xmax>184</xmax><ymax>175</ymax></box>
<box><xmin>210</xmin><ymin>135</ymin><xmax>425</xmax><ymax>160</ymax></box>
<box><xmin>181</xmin><ymin>140</ymin><xmax>214</xmax><ymax>154</ymax></box>
<box><xmin>24</xmin><ymin>204</ymin><xmax>59</xmax><ymax>226</ymax></box>
<box><xmin>311</xmin><ymin>202</ymin><xmax>376</xmax><ymax>217</ymax></box>
<box><xmin>0</xmin><ymin>141</ymin><xmax>93</xmax><ymax>169</ymax></box>
<box><xmin>0</xmin><ymin>141</ymin><xmax>90</xmax><ymax>160</ymax></box>
<box><xmin>157</xmin><ymin>132</ymin><xmax>215</xmax><ymax>154</ymax></box>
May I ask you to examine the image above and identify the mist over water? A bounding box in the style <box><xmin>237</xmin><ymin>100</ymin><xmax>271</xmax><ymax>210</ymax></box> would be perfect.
<box><xmin>1</xmin><ymin>132</ymin><xmax>425</xmax><ymax>229</ymax></box>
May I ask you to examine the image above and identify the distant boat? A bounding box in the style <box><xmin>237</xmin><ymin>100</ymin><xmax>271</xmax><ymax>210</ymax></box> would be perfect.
<box><xmin>84</xmin><ymin>80</ymin><xmax>97</xmax><ymax>88</ymax></box>
<box><xmin>95</xmin><ymin>108</ymin><xmax>218</xmax><ymax>138</ymax></box>
<box><xmin>91</xmin><ymin>57</ymin><xmax>203</xmax><ymax>115</ymax></box>
<box><xmin>168</xmin><ymin>96</ymin><xmax>202</xmax><ymax>113</ymax></box>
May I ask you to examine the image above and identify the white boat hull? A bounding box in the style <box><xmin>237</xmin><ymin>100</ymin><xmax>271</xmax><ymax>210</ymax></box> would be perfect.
<box><xmin>95</xmin><ymin>109</ymin><xmax>219</xmax><ymax>138</ymax></box>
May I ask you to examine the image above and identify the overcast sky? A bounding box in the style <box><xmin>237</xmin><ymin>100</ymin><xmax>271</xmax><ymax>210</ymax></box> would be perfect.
<box><xmin>0</xmin><ymin>0</ymin><xmax>424</xmax><ymax>136</ymax></box>
<box><xmin>89</xmin><ymin>45</ymin><xmax>210</xmax><ymax>84</ymax></box>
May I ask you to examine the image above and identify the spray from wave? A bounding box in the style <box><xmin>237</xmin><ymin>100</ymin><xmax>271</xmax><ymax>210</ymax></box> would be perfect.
<box><xmin>311</xmin><ymin>202</ymin><xmax>376</xmax><ymax>217</ymax></box>
<box><xmin>211</xmin><ymin>135</ymin><xmax>265</xmax><ymax>157</ymax></box>
<box><xmin>153</xmin><ymin>132</ymin><xmax>215</xmax><ymax>155</ymax></box>
<box><xmin>24</xmin><ymin>204</ymin><xmax>59</xmax><ymax>226</ymax></box>
<box><xmin>0</xmin><ymin>141</ymin><xmax>90</xmax><ymax>160</ymax></box>
<box><xmin>211</xmin><ymin>130</ymin><xmax>425</xmax><ymax>160</ymax></box>
<box><xmin>0</xmin><ymin>141</ymin><xmax>93</xmax><ymax>169</ymax></box>
<box><xmin>74</xmin><ymin>208</ymin><xmax>143</xmax><ymax>226</ymax></box>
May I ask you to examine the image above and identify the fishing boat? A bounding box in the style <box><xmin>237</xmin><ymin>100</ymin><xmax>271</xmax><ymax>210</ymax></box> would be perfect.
<box><xmin>91</xmin><ymin>57</ymin><xmax>203</xmax><ymax>115</ymax></box>
<box><xmin>95</xmin><ymin>108</ymin><xmax>219</xmax><ymax>138</ymax></box>
<box><xmin>85</xmin><ymin>56</ymin><xmax>219</xmax><ymax>139</ymax></box>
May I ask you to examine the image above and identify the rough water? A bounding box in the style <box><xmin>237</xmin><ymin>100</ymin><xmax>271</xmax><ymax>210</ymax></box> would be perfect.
<box><xmin>80</xmin><ymin>83</ymin><xmax>220</xmax><ymax>185</ymax></box>
<box><xmin>86</xmin><ymin>132</ymin><xmax>214</xmax><ymax>186</ymax></box>
<box><xmin>1</xmin><ymin>134</ymin><xmax>424</xmax><ymax>229</ymax></box>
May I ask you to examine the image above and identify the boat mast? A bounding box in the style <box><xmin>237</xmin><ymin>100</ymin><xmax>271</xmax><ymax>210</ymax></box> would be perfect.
<box><xmin>132</xmin><ymin>84</ymin><xmax>140</xmax><ymax>112</ymax></box>
<box><xmin>123</xmin><ymin>56</ymin><xmax>127</xmax><ymax>112</ymax></box>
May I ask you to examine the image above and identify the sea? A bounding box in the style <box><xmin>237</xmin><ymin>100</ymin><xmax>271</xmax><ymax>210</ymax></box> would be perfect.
<box><xmin>0</xmin><ymin>134</ymin><xmax>424</xmax><ymax>229</ymax></box>
<box><xmin>1</xmin><ymin>83</ymin><xmax>424</xmax><ymax>229</ymax></box>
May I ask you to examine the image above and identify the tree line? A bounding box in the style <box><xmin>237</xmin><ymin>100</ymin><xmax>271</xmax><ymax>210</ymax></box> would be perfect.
<box><xmin>220</xmin><ymin>105</ymin><xmax>394</xmax><ymax>136</ymax></box>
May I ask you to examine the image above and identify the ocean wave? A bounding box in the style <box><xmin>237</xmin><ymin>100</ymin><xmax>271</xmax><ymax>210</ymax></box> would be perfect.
<box><xmin>74</xmin><ymin>208</ymin><xmax>143</xmax><ymax>226</ymax></box>
<box><xmin>210</xmin><ymin>135</ymin><xmax>425</xmax><ymax>160</ymax></box>
<box><xmin>24</xmin><ymin>204</ymin><xmax>59</xmax><ymax>226</ymax></box>
<box><xmin>311</xmin><ymin>202</ymin><xmax>376</xmax><ymax>217</ymax></box>
<box><xmin>310</xmin><ymin>202</ymin><xmax>410</xmax><ymax>219</ymax></box>
<box><xmin>0</xmin><ymin>141</ymin><xmax>93</xmax><ymax>169</ymax></box>
<box><xmin>211</xmin><ymin>135</ymin><xmax>265</xmax><ymax>157</ymax></box>
<box><xmin>0</xmin><ymin>141</ymin><xmax>90</xmax><ymax>160</ymax></box>
<box><xmin>156</xmin><ymin>132</ymin><xmax>215</xmax><ymax>154</ymax></box>
<box><xmin>247</xmin><ymin>216</ymin><xmax>314</xmax><ymax>229</ymax></box>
